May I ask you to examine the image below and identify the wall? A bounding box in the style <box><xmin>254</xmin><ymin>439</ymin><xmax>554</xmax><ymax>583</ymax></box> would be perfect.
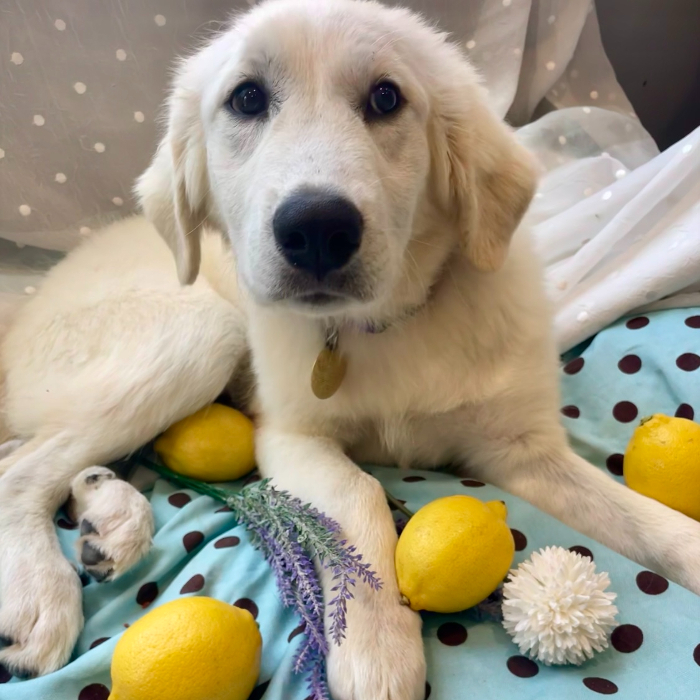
<box><xmin>596</xmin><ymin>0</ymin><xmax>700</xmax><ymax>149</ymax></box>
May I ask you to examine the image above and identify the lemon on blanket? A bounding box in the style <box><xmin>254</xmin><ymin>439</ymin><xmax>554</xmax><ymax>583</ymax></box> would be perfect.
<box><xmin>624</xmin><ymin>414</ymin><xmax>700</xmax><ymax>521</ymax></box>
<box><xmin>155</xmin><ymin>403</ymin><xmax>256</xmax><ymax>482</ymax></box>
<box><xmin>395</xmin><ymin>495</ymin><xmax>515</xmax><ymax>613</ymax></box>
<box><xmin>109</xmin><ymin>597</ymin><xmax>261</xmax><ymax>700</ymax></box>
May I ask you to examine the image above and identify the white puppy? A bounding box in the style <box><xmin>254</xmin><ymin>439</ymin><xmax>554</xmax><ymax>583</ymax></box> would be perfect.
<box><xmin>1</xmin><ymin>1</ymin><xmax>699</xmax><ymax>697</ymax></box>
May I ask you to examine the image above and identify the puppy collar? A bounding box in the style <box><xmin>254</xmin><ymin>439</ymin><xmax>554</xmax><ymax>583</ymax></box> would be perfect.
<box><xmin>310</xmin><ymin>300</ymin><xmax>428</xmax><ymax>400</ymax></box>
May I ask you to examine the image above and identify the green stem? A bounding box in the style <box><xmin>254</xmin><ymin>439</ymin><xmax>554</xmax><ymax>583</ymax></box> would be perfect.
<box><xmin>386</xmin><ymin>492</ymin><xmax>414</xmax><ymax>519</ymax></box>
<box><xmin>133</xmin><ymin>451</ymin><xmax>414</xmax><ymax>520</ymax></box>
<box><xmin>133</xmin><ymin>453</ymin><xmax>231</xmax><ymax>503</ymax></box>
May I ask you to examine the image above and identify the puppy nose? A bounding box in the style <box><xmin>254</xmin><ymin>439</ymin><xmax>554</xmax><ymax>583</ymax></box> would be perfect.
<box><xmin>273</xmin><ymin>190</ymin><xmax>363</xmax><ymax>278</ymax></box>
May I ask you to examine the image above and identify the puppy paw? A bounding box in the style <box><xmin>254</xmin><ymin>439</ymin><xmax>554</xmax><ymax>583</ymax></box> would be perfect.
<box><xmin>327</xmin><ymin>595</ymin><xmax>426</xmax><ymax>700</ymax></box>
<box><xmin>0</xmin><ymin>538</ymin><xmax>83</xmax><ymax>677</ymax></box>
<box><xmin>70</xmin><ymin>467</ymin><xmax>154</xmax><ymax>582</ymax></box>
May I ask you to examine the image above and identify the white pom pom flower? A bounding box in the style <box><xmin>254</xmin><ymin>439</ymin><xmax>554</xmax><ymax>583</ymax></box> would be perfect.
<box><xmin>502</xmin><ymin>546</ymin><xmax>618</xmax><ymax>665</ymax></box>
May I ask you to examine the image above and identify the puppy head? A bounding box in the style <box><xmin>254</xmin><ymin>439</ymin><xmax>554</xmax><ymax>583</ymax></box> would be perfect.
<box><xmin>137</xmin><ymin>0</ymin><xmax>536</xmax><ymax>314</ymax></box>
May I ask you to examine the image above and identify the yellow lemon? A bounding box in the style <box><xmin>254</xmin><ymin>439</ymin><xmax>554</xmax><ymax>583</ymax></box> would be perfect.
<box><xmin>624</xmin><ymin>414</ymin><xmax>700</xmax><ymax>521</ymax></box>
<box><xmin>396</xmin><ymin>495</ymin><xmax>515</xmax><ymax>613</ymax></box>
<box><xmin>109</xmin><ymin>597</ymin><xmax>262</xmax><ymax>700</ymax></box>
<box><xmin>155</xmin><ymin>404</ymin><xmax>256</xmax><ymax>482</ymax></box>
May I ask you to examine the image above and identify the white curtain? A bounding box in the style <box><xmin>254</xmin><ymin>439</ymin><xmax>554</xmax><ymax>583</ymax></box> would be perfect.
<box><xmin>1</xmin><ymin>0</ymin><xmax>698</xmax><ymax>351</ymax></box>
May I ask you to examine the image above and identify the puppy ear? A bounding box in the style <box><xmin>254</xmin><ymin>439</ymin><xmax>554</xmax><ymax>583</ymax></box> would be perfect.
<box><xmin>430</xmin><ymin>59</ymin><xmax>537</xmax><ymax>273</ymax></box>
<box><xmin>136</xmin><ymin>72</ymin><xmax>210</xmax><ymax>285</ymax></box>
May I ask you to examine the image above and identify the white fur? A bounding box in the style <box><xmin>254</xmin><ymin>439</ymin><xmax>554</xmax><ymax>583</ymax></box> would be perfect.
<box><xmin>0</xmin><ymin>225</ymin><xmax>245</xmax><ymax>676</ymax></box>
<box><xmin>69</xmin><ymin>467</ymin><xmax>155</xmax><ymax>582</ymax></box>
<box><xmin>1</xmin><ymin>0</ymin><xmax>699</xmax><ymax>695</ymax></box>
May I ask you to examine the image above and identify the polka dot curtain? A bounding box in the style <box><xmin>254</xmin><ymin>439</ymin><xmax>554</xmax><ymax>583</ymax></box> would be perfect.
<box><xmin>1</xmin><ymin>0</ymin><xmax>699</xmax><ymax>350</ymax></box>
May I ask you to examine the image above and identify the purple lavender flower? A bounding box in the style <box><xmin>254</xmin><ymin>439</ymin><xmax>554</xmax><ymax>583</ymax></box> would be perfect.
<box><xmin>135</xmin><ymin>454</ymin><xmax>381</xmax><ymax>700</ymax></box>
<box><xmin>229</xmin><ymin>482</ymin><xmax>381</xmax><ymax>700</ymax></box>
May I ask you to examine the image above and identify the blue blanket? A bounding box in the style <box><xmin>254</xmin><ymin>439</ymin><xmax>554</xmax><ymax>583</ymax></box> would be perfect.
<box><xmin>2</xmin><ymin>307</ymin><xmax>700</xmax><ymax>700</ymax></box>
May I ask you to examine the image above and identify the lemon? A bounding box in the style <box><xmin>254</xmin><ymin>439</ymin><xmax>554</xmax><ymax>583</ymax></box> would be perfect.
<box><xmin>395</xmin><ymin>495</ymin><xmax>515</xmax><ymax>613</ymax></box>
<box><xmin>109</xmin><ymin>597</ymin><xmax>261</xmax><ymax>700</ymax></box>
<box><xmin>624</xmin><ymin>414</ymin><xmax>700</xmax><ymax>521</ymax></box>
<box><xmin>155</xmin><ymin>404</ymin><xmax>256</xmax><ymax>482</ymax></box>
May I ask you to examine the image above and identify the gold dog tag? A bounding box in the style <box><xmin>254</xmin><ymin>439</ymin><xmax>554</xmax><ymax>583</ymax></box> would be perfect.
<box><xmin>311</xmin><ymin>347</ymin><xmax>347</xmax><ymax>400</ymax></box>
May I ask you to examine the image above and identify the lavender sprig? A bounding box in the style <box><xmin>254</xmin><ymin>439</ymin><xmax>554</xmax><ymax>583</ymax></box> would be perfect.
<box><xmin>232</xmin><ymin>489</ymin><xmax>328</xmax><ymax>672</ymax></box>
<box><xmin>238</xmin><ymin>485</ymin><xmax>383</xmax><ymax>645</ymax></box>
<box><xmin>237</xmin><ymin>513</ymin><xmax>328</xmax><ymax>700</ymax></box>
<box><xmin>131</xmin><ymin>453</ymin><xmax>380</xmax><ymax>700</ymax></box>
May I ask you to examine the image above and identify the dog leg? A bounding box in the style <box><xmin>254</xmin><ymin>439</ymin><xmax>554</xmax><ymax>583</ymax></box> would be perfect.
<box><xmin>0</xmin><ymin>435</ymin><xmax>90</xmax><ymax>677</ymax></box>
<box><xmin>69</xmin><ymin>467</ymin><xmax>154</xmax><ymax>583</ymax></box>
<box><xmin>0</xmin><ymin>290</ymin><xmax>247</xmax><ymax>676</ymax></box>
<box><xmin>463</xmin><ymin>428</ymin><xmax>700</xmax><ymax>594</ymax></box>
<box><xmin>256</xmin><ymin>429</ymin><xmax>426</xmax><ymax>700</ymax></box>
<box><xmin>0</xmin><ymin>444</ymin><xmax>153</xmax><ymax>676</ymax></box>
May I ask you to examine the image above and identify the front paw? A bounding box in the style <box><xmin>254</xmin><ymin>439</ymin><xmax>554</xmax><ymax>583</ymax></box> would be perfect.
<box><xmin>0</xmin><ymin>543</ymin><xmax>83</xmax><ymax>677</ymax></box>
<box><xmin>327</xmin><ymin>596</ymin><xmax>426</xmax><ymax>700</ymax></box>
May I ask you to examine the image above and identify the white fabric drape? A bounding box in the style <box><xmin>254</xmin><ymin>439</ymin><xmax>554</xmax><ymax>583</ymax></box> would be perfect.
<box><xmin>1</xmin><ymin>0</ymin><xmax>697</xmax><ymax>351</ymax></box>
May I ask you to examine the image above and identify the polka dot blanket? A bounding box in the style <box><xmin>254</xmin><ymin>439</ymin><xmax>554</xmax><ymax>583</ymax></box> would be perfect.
<box><xmin>1</xmin><ymin>307</ymin><xmax>699</xmax><ymax>700</ymax></box>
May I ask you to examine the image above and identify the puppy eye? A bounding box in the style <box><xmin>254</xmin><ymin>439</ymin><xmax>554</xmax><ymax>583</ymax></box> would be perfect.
<box><xmin>368</xmin><ymin>81</ymin><xmax>402</xmax><ymax>116</ymax></box>
<box><xmin>229</xmin><ymin>81</ymin><xmax>268</xmax><ymax>117</ymax></box>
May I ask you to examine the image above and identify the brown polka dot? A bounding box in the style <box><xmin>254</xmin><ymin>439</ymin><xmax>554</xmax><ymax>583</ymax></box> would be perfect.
<box><xmin>437</xmin><ymin>622</ymin><xmax>467</xmax><ymax>646</ymax></box>
<box><xmin>606</xmin><ymin>454</ymin><xmax>624</xmax><ymax>476</ymax></box>
<box><xmin>136</xmin><ymin>581</ymin><xmax>159</xmax><ymax>607</ymax></box>
<box><xmin>215</xmin><ymin>505</ymin><xmax>232</xmax><ymax>513</ymax></box>
<box><xmin>626</xmin><ymin>316</ymin><xmax>649</xmax><ymax>329</ymax></box>
<box><xmin>694</xmin><ymin>643</ymin><xmax>700</xmax><ymax>666</ymax></box>
<box><xmin>288</xmin><ymin>623</ymin><xmax>306</xmax><ymax>642</ymax></box>
<box><xmin>403</xmin><ymin>476</ymin><xmax>426</xmax><ymax>483</ymax></box>
<box><xmin>675</xmin><ymin>403</ymin><xmax>695</xmax><ymax>420</ymax></box>
<box><xmin>460</xmin><ymin>479</ymin><xmax>485</xmax><ymax>488</ymax></box>
<box><xmin>685</xmin><ymin>315</ymin><xmax>700</xmax><ymax>329</ymax></box>
<box><xmin>636</xmin><ymin>571</ymin><xmax>669</xmax><ymax>595</ymax></box>
<box><xmin>89</xmin><ymin>637</ymin><xmax>110</xmax><ymax>650</ymax></box>
<box><xmin>57</xmin><ymin>517</ymin><xmax>78</xmax><ymax>530</ymax></box>
<box><xmin>183</xmin><ymin>531</ymin><xmax>205</xmax><ymax>553</ymax></box>
<box><xmin>244</xmin><ymin>472</ymin><xmax>262</xmax><ymax>485</ymax></box>
<box><xmin>611</xmin><ymin>624</ymin><xmax>643</xmax><ymax>653</ymax></box>
<box><xmin>0</xmin><ymin>664</ymin><xmax>11</xmax><ymax>683</ymax></box>
<box><xmin>215</xmin><ymin>536</ymin><xmax>241</xmax><ymax>549</ymax></box>
<box><xmin>617</xmin><ymin>355</ymin><xmax>641</xmax><ymax>374</ymax></box>
<box><xmin>613</xmin><ymin>401</ymin><xmax>638</xmax><ymax>423</ymax></box>
<box><xmin>180</xmin><ymin>574</ymin><xmax>205</xmax><ymax>594</ymax></box>
<box><xmin>561</xmin><ymin>405</ymin><xmax>580</xmax><ymax>418</ymax></box>
<box><xmin>677</xmin><ymin>353</ymin><xmax>700</xmax><ymax>371</ymax></box>
<box><xmin>507</xmin><ymin>655</ymin><xmax>539</xmax><ymax>678</ymax></box>
<box><xmin>168</xmin><ymin>492</ymin><xmax>191</xmax><ymax>508</ymax></box>
<box><xmin>569</xmin><ymin>545</ymin><xmax>594</xmax><ymax>560</ymax></box>
<box><xmin>78</xmin><ymin>684</ymin><xmax>111</xmax><ymax>700</ymax></box>
<box><xmin>425</xmin><ymin>681</ymin><xmax>432</xmax><ymax>699</ymax></box>
<box><xmin>234</xmin><ymin>598</ymin><xmax>259</xmax><ymax>620</ymax></box>
<box><xmin>511</xmin><ymin>529</ymin><xmax>527</xmax><ymax>552</ymax></box>
<box><xmin>248</xmin><ymin>680</ymin><xmax>270</xmax><ymax>700</ymax></box>
<box><xmin>563</xmin><ymin>357</ymin><xmax>585</xmax><ymax>374</ymax></box>
<box><xmin>583</xmin><ymin>677</ymin><xmax>618</xmax><ymax>695</ymax></box>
